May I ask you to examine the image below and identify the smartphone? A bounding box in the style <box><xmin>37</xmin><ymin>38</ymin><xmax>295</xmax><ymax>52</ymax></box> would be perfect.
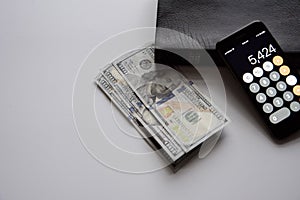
<box><xmin>216</xmin><ymin>21</ymin><xmax>300</xmax><ymax>140</ymax></box>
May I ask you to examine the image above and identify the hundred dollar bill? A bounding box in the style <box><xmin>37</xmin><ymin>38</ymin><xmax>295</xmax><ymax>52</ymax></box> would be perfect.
<box><xmin>113</xmin><ymin>46</ymin><xmax>230</xmax><ymax>152</ymax></box>
<box><xmin>96</xmin><ymin>74</ymin><xmax>135</xmax><ymax>121</ymax></box>
<box><xmin>101</xmin><ymin>65</ymin><xmax>184</xmax><ymax>160</ymax></box>
<box><xmin>96</xmin><ymin>73</ymin><xmax>183</xmax><ymax>161</ymax></box>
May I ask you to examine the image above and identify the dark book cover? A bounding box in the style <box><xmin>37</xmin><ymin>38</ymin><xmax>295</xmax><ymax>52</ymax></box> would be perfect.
<box><xmin>155</xmin><ymin>0</ymin><xmax>300</xmax><ymax>66</ymax></box>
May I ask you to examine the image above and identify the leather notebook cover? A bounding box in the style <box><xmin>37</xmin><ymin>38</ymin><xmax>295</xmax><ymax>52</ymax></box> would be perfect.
<box><xmin>155</xmin><ymin>0</ymin><xmax>300</xmax><ymax>66</ymax></box>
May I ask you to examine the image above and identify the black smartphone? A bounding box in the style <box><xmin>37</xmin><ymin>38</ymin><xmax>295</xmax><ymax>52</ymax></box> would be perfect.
<box><xmin>216</xmin><ymin>21</ymin><xmax>300</xmax><ymax>140</ymax></box>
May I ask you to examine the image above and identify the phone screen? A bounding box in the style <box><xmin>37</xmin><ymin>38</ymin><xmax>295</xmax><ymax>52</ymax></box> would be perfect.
<box><xmin>220</xmin><ymin>24</ymin><xmax>282</xmax><ymax>79</ymax></box>
<box><xmin>216</xmin><ymin>22</ymin><xmax>300</xmax><ymax>139</ymax></box>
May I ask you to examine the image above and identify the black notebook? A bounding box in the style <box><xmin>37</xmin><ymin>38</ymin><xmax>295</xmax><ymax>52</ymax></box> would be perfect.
<box><xmin>155</xmin><ymin>0</ymin><xmax>300</xmax><ymax>66</ymax></box>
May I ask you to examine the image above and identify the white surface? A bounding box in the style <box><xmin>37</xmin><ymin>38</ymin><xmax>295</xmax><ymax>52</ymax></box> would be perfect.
<box><xmin>1</xmin><ymin>0</ymin><xmax>300</xmax><ymax>200</ymax></box>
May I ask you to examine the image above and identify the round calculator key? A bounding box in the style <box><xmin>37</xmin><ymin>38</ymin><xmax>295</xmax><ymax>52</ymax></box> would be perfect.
<box><xmin>249</xmin><ymin>83</ymin><xmax>260</xmax><ymax>93</ymax></box>
<box><xmin>263</xmin><ymin>103</ymin><xmax>273</xmax><ymax>114</ymax></box>
<box><xmin>253</xmin><ymin>67</ymin><xmax>264</xmax><ymax>77</ymax></box>
<box><xmin>283</xmin><ymin>91</ymin><xmax>294</xmax><ymax>102</ymax></box>
<box><xmin>290</xmin><ymin>101</ymin><xmax>300</xmax><ymax>112</ymax></box>
<box><xmin>279</xmin><ymin>65</ymin><xmax>290</xmax><ymax>76</ymax></box>
<box><xmin>273</xmin><ymin>55</ymin><xmax>283</xmax><ymax>66</ymax></box>
<box><xmin>276</xmin><ymin>81</ymin><xmax>287</xmax><ymax>91</ymax></box>
<box><xmin>293</xmin><ymin>85</ymin><xmax>300</xmax><ymax>96</ymax></box>
<box><xmin>243</xmin><ymin>73</ymin><xmax>254</xmax><ymax>83</ymax></box>
<box><xmin>263</xmin><ymin>61</ymin><xmax>273</xmax><ymax>72</ymax></box>
<box><xmin>256</xmin><ymin>93</ymin><xmax>267</xmax><ymax>103</ymax></box>
<box><xmin>273</xmin><ymin>97</ymin><xmax>284</xmax><ymax>107</ymax></box>
<box><xmin>266</xmin><ymin>87</ymin><xmax>277</xmax><ymax>97</ymax></box>
<box><xmin>269</xmin><ymin>71</ymin><xmax>280</xmax><ymax>81</ymax></box>
<box><xmin>286</xmin><ymin>75</ymin><xmax>297</xmax><ymax>86</ymax></box>
<box><xmin>259</xmin><ymin>77</ymin><xmax>270</xmax><ymax>87</ymax></box>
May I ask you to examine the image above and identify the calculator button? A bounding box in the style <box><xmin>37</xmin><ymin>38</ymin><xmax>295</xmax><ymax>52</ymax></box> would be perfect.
<box><xmin>273</xmin><ymin>55</ymin><xmax>283</xmax><ymax>66</ymax></box>
<box><xmin>273</xmin><ymin>97</ymin><xmax>284</xmax><ymax>107</ymax></box>
<box><xmin>283</xmin><ymin>91</ymin><xmax>294</xmax><ymax>102</ymax></box>
<box><xmin>270</xmin><ymin>71</ymin><xmax>280</xmax><ymax>81</ymax></box>
<box><xmin>279</xmin><ymin>65</ymin><xmax>290</xmax><ymax>76</ymax></box>
<box><xmin>263</xmin><ymin>61</ymin><xmax>273</xmax><ymax>72</ymax></box>
<box><xmin>249</xmin><ymin>83</ymin><xmax>260</xmax><ymax>93</ymax></box>
<box><xmin>266</xmin><ymin>87</ymin><xmax>277</xmax><ymax>97</ymax></box>
<box><xmin>290</xmin><ymin>101</ymin><xmax>300</xmax><ymax>112</ymax></box>
<box><xmin>293</xmin><ymin>85</ymin><xmax>300</xmax><ymax>96</ymax></box>
<box><xmin>276</xmin><ymin>81</ymin><xmax>287</xmax><ymax>91</ymax></box>
<box><xmin>259</xmin><ymin>77</ymin><xmax>270</xmax><ymax>87</ymax></box>
<box><xmin>269</xmin><ymin>107</ymin><xmax>291</xmax><ymax>124</ymax></box>
<box><xmin>253</xmin><ymin>67</ymin><xmax>264</xmax><ymax>77</ymax></box>
<box><xmin>256</xmin><ymin>93</ymin><xmax>267</xmax><ymax>103</ymax></box>
<box><xmin>286</xmin><ymin>75</ymin><xmax>297</xmax><ymax>86</ymax></box>
<box><xmin>243</xmin><ymin>73</ymin><xmax>253</xmax><ymax>83</ymax></box>
<box><xmin>263</xmin><ymin>103</ymin><xmax>273</xmax><ymax>114</ymax></box>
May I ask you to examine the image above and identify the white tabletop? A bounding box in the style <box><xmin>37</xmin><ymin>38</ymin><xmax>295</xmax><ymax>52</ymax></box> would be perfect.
<box><xmin>0</xmin><ymin>0</ymin><xmax>300</xmax><ymax>199</ymax></box>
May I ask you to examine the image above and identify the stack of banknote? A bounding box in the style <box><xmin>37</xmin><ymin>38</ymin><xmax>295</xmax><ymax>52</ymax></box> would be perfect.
<box><xmin>96</xmin><ymin>45</ymin><xmax>230</xmax><ymax>170</ymax></box>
